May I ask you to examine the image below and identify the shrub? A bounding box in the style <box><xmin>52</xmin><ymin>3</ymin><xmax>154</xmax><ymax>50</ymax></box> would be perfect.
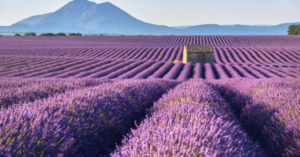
<box><xmin>173</xmin><ymin>60</ymin><xmax>182</xmax><ymax>64</ymax></box>
<box><xmin>39</xmin><ymin>33</ymin><xmax>55</xmax><ymax>36</ymax></box>
<box><xmin>288</xmin><ymin>24</ymin><xmax>300</xmax><ymax>35</ymax></box>
<box><xmin>68</xmin><ymin>33</ymin><xmax>82</xmax><ymax>36</ymax></box>
<box><xmin>55</xmin><ymin>32</ymin><xmax>67</xmax><ymax>36</ymax></box>
<box><xmin>68</xmin><ymin>33</ymin><xmax>76</xmax><ymax>36</ymax></box>
<box><xmin>14</xmin><ymin>33</ymin><xmax>21</xmax><ymax>36</ymax></box>
<box><xmin>24</xmin><ymin>32</ymin><xmax>37</xmax><ymax>36</ymax></box>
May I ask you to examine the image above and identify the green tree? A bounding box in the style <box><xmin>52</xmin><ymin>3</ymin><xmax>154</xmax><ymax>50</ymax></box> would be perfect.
<box><xmin>68</xmin><ymin>33</ymin><xmax>76</xmax><ymax>36</ymax></box>
<box><xmin>288</xmin><ymin>25</ymin><xmax>300</xmax><ymax>35</ymax></box>
<box><xmin>14</xmin><ymin>33</ymin><xmax>21</xmax><ymax>36</ymax></box>
<box><xmin>24</xmin><ymin>32</ymin><xmax>37</xmax><ymax>36</ymax></box>
<box><xmin>55</xmin><ymin>32</ymin><xmax>67</xmax><ymax>36</ymax></box>
<box><xmin>68</xmin><ymin>33</ymin><xmax>82</xmax><ymax>36</ymax></box>
<box><xmin>39</xmin><ymin>33</ymin><xmax>55</xmax><ymax>36</ymax></box>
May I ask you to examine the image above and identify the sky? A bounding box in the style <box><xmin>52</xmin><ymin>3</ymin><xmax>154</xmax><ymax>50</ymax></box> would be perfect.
<box><xmin>0</xmin><ymin>0</ymin><xmax>299</xmax><ymax>27</ymax></box>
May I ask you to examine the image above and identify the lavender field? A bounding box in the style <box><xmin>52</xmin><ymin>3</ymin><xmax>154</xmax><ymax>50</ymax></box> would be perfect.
<box><xmin>0</xmin><ymin>36</ymin><xmax>299</xmax><ymax>156</ymax></box>
<box><xmin>0</xmin><ymin>36</ymin><xmax>299</xmax><ymax>79</ymax></box>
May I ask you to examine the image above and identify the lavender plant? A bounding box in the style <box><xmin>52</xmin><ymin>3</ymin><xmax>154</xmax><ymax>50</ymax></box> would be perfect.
<box><xmin>211</xmin><ymin>78</ymin><xmax>300</xmax><ymax>156</ymax></box>
<box><xmin>0</xmin><ymin>79</ymin><xmax>179</xmax><ymax>156</ymax></box>
<box><xmin>0</xmin><ymin>78</ymin><xmax>111</xmax><ymax>109</ymax></box>
<box><xmin>112</xmin><ymin>79</ymin><xmax>264</xmax><ymax>156</ymax></box>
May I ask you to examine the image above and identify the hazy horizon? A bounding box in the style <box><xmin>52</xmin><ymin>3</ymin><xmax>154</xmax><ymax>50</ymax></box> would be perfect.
<box><xmin>0</xmin><ymin>0</ymin><xmax>299</xmax><ymax>27</ymax></box>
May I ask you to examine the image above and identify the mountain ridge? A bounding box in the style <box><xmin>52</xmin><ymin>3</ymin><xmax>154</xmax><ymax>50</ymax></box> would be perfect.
<box><xmin>0</xmin><ymin>0</ymin><xmax>299</xmax><ymax>35</ymax></box>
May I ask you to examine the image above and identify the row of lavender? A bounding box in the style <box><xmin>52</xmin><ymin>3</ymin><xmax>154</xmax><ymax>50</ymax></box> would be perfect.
<box><xmin>112</xmin><ymin>79</ymin><xmax>264</xmax><ymax>156</ymax></box>
<box><xmin>112</xmin><ymin>78</ymin><xmax>300</xmax><ymax>156</ymax></box>
<box><xmin>0</xmin><ymin>36</ymin><xmax>299</xmax><ymax>49</ymax></box>
<box><xmin>0</xmin><ymin>56</ymin><xmax>299</xmax><ymax>80</ymax></box>
<box><xmin>1</xmin><ymin>77</ymin><xmax>299</xmax><ymax>156</ymax></box>
<box><xmin>0</xmin><ymin>78</ymin><xmax>179</xmax><ymax>156</ymax></box>
<box><xmin>210</xmin><ymin>78</ymin><xmax>300</xmax><ymax>156</ymax></box>
<box><xmin>0</xmin><ymin>78</ymin><xmax>112</xmax><ymax>109</ymax></box>
<box><xmin>0</xmin><ymin>47</ymin><xmax>299</xmax><ymax>64</ymax></box>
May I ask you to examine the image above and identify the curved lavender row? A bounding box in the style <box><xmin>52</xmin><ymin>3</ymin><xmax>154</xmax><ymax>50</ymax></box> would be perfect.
<box><xmin>0</xmin><ymin>78</ymin><xmax>111</xmax><ymax>109</ymax></box>
<box><xmin>38</xmin><ymin>59</ymin><xmax>98</xmax><ymax>78</ymax></box>
<box><xmin>0</xmin><ymin>57</ymin><xmax>53</xmax><ymax>74</ymax></box>
<box><xmin>1</xmin><ymin>58</ymin><xmax>70</xmax><ymax>76</ymax></box>
<box><xmin>72</xmin><ymin>60</ymin><xmax>120</xmax><ymax>78</ymax></box>
<box><xmin>5</xmin><ymin>59</ymin><xmax>80</xmax><ymax>77</ymax></box>
<box><xmin>232</xmin><ymin>65</ymin><xmax>257</xmax><ymax>78</ymax></box>
<box><xmin>222</xmin><ymin>64</ymin><xmax>242</xmax><ymax>78</ymax></box>
<box><xmin>0</xmin><ymin>77</ymin><xmax>49</xmax><ymax>88</ymax></box>
<box><xmin>112</xmin><ymin>79</ymin><xmax>264</xmax><ymax>156</ymax></box>
<box><xmin>257</xmin><ymin>66</ymin><xmax>295</xmax><ymax>78</ymax></box>
<box><xmin>54</xmin><ymin>60</ymin><xmax>111</xmax><ymax>78</ymax></box>
<box><xmin>204</xmin><ymin>63</ymin><xmax>217</xmax><ymax>79</ymax></box>
<box><xmin>167</xmin><ymin>48</ymin><xmax>180</xmax><ymax>61</ymax></box>
<box><xmin>0</xmin><ymin>57</ymin><xmax>32</xmax><ymax>69</ymax></box>
<box><xmin>175</xmin><ymin>47</ymin><xmax>183</xmax><ymax>61</ymax></box>
<box><xmin>161</xmin><ymin>48</ymin><xmax>174</xmax><ymax>61</ymax></box>
<box><xmin>216</xmin><ymin>47</ymin><xmax>230</xmax><ymax>64</ymax></box>
<box><xmin>155</xmin><ymin>48</ymin><xmax>168</xmax><ymax>61</ymax></box>
<box><xmin>192</xmin><ymin>63</ymin><xmax>202</xmax><ymax>78</ymax></box>
<box><xmin>102</xmin><ymin>61</ymin><xmax>145</xmax><ymax>79</ymax></box>
<box><xmin>227</xmin><ymin>48</ymin><xmax>245</xmax><ymax>63</ymax></box>
<box><xmin>136</xmin><ymin>48</ymin><xmax>151</xmax><ymax>60</ymax></box>
<box><xmin>22</xmin><ymin>60</ymin><xmax>87</xmax><ymax>78</ymax></box>
<box><xmin>176</xmin><ymin>62</ymin><xmax>193</xmax><ymax>81</ymax></box>
<box><xmin>250</xmin><ymin>66</ymin><xmax>281</xmax><ymax>78</ymax></box>
<box><xmin>133</xmin><ymin>62</ymin><xmax>164</xmax><ymax>79</ymax></box>
<box><xmin>87</xmin><ymin>60</ymin><xmax>134</xmax><ymax>78</ymax></box>
<box><xmin>211</xmin><ymin>78</ymin><xmax>300</xmax><ymax>156</ymax></box>
<box><xmin>214</xmin><ymin>64</ymin><xmax>230</xmax><ymax>79</ymax></box>
<box><xmin>148</xmin><ymin>62</ymin><xmax>174</xmax><ymax>78</ymax></box>
<box><xmin>0</xmin><ymin>79</ymin><xmax>179</xmax><ymax>156</ymax></box>
<box><xmin>162</xmin><ymin>62</ymin><xmax>184</xmax><ymax>80</ymax></box>
<box><xmin>223</xmin><ymin>48</ymin><xmax>238</xmax><ymax>63</ymax></box>
<box><xmin>3</xmin><ymin>59</ymin><xmax>76</xmax><ymax>77</ymax></box>
<box><xmin>266</xmin><ymin>66</ymin><xmax>299</xmax><ymax>78</ymax></box>
<box><xmin>142</xmin><ymin>48</ymin><xmax>158</xmax><ymax>60</ymax></box>
<box><xmin>117</xmin><ymin>61</ymin><xmax>156</xmax><ymax>79</ymax></box>
<box><xmin>149</xmin><ymin>48</ymin><xmax>162</xmax><ymax>60</ymax></box>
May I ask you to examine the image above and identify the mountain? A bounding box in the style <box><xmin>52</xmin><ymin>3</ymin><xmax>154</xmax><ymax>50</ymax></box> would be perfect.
<box><xmin>4</xmin><ymin>0</ymin><xmax>175</xmax><ymax>35</ymax></box>
<box><xmin>0</xmin><ymin>0</ymin><xmax>299</xmax><ymax>35</ymax></box>
<box><xmin>181</xmin><ymin>23</ymin><xmax>300</xmax><ymax>35</ymax></box>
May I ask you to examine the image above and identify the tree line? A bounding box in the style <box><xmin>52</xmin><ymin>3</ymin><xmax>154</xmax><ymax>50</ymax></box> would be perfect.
<box><xmin>288</xmin><ymin>25</ymin><xmax>300</xmax><ymax>35</ymax></box>
<box><xmin>13</xmin><ymin>32</ymin><xmax>83</xmax><ymax>37</ymax></box>
<box><xmin>3</xmin><ymin>25</ymin><xmax>299</xmax><ymax>37</ymax></box>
